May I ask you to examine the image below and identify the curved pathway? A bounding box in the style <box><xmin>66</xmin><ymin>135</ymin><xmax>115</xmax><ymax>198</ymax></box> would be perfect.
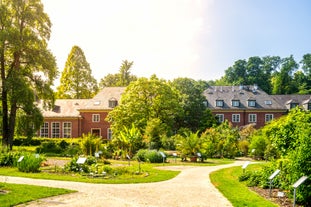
<box><xmin>1</xmin><ymin>161</ymin><xmax>243</xmax><ymax>207</ymax></box>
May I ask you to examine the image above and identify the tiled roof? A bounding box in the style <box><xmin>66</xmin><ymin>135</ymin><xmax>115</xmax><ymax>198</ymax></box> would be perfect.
<box><xmin>203</xmin><ymin>85</ymin><xmax>285</xmax><ymax>110</ymax></box>
<box><xmin>82</xmin><ymin>87</ymin><xmax>125</xmax><ymax>110</ymax></box>
<box><xmin>39</xmin><ymin>99</ymin><xmax>89</xmax><ymax>118</ymax></box>
<box><xmin>39</xmin><ymin>87</ymin><xmax>126</xmax><ymax>117</ymax></box>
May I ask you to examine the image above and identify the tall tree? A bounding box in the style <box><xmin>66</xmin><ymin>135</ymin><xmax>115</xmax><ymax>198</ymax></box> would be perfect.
<box><xmin>56</xmin><ymin>46</ymin><xmax>98</xmax><ymax>99</ymax></box>
<box><xmin>0</xmin><ymin>0</ymin><xmax>57</xmax><ymax>149</ymax></box>
<box><xmin>107</xmin><ymin>76</ymin><xmax>182</xmax><ymax>138</ymax></box>
<box><xmin>99</xmin><ymin>60</ymin><xmax>137</xmax><ymax>88</ymax></box>
<box><xmin>271</xmin><ymin>55</ymin><xmax>298</xmax><ymax>94</ymax></box>
<box><xmin>170</xmin><ymin>78</ymin><xmax>216</xmax><ymax>132</ymax></box>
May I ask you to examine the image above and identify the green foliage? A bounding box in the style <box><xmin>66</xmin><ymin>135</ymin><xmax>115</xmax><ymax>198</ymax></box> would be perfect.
<box><xmin>201</xmin><ymin>121</ymin><xmax>239</xmax><ymax>158</ymax></box>
<box><xmin>80</xmin><ymin>133</ymin><xmax>102</xmax><ymax>156</ymax></box>
<box><xmin>1</xmin><ymin>0</ymin><xmax>57</xmax><ymax>149</ymax></box>
<box><xmin>56</xmin><ymin>45</ymin><xmax>98</xmax><ymax>99</ymax></box>
<box><xmin>249</xmin><ymin>134</ymin><xmax>267</xmax><ymax>160</ymax></box>
<box><xmin>64</xmin><ymin>156</ymin><xmax>92</xmax><ymax>173</ymax></box>
<box><xmin>170</xmin><ymin>77</ymin><xmax>217</xmax><ymax>132</ymax></box>
<box><xmin>134</xmin><ymin>149</ymin><xmax>164</xmax><ymax>163</ymax></box>
<box><xmin>36</xmin><ymin>141</ymin><xmax>63</xmax><ymax>154</ymax></box>
<box><xmin>108</xmin><ymin>76</ymin><xmax>182</xmax><ymax>139</ymax></box>
<box><xmin>112</xmin><ymin>124</ymin><xmax>143</xmax><ymax>158</ymax></box>
<box><xmin>247</xmin><ymin>109</ymin><xmax>311</xmax><ymax>205</ymax></box>
<box><xmin>99</xmin><ymin>60</ymin><xmax>137</xmax><ymax>88</ymax></box>
<box><xmin>144</xmin><ymin>118</ymin><xmax>168</xmax><ymax>150</ymax></box>
<box><xmin>175</xmin><ymin>130</ymin><xmax>202</xmax><ymax>158</ymax></box>
<box><xmin>17</xmin><ymin>153</ymin><xmax>45</xmax><ymax>173</ymax></box>
<box><xmin>0</xmin><ymin>151</ymin><xmax>20</xmax><ymax>167</ymax></box>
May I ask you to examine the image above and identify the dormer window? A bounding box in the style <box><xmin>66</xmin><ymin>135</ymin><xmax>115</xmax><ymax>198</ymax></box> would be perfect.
<box><xmin>290</xmin><ymin>103</ymin><xmax>299</xmax><ymax>109</ymax></box>
<box><xmin>216</xmin><ymin>100</ymin><xmax>224</xmax><ymax>107</ymax></box>
<box><xmin>248</xmin><ymin>100</ymin><xmax>256</xmax><ymax>107</ymax></box>
<box><xmin>109</xmin><ymin>98</ymin><xmax>118</xmax><ymax>108</ymax></box>
<box><xmin>232</xmin><ymin>100</ymin><xmax>240</xmax><ymax>107</ymax></box>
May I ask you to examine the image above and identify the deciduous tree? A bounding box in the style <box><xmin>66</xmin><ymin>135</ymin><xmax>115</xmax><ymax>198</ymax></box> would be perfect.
<box><xmin>0</xmin><ymin>0</ymin><xmax>57</xmax><ymax>149</ymax></box>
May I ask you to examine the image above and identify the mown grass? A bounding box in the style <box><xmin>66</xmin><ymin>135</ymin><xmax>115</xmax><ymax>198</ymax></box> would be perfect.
<box><xmin>0</xmin><ymin>158</ymin><xmax>232</xmax><ymax>184</ymax></box>
<box><xmin>0</xmin><ymin>182</ymin><xmax>75</xmax><ymax>207</ymax></box>
<box><xmin>210</xmin><ymin>164</ymin><xmax>278</xmax><ymax>207</ymax></box>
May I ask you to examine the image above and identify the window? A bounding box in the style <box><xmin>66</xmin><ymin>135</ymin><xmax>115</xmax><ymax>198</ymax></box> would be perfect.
<box><xmin>248</xmin><ymin>100</ymin><xmax>256</xmax><ymax>107</ymax></box>
<box><xmin>91</xmin><ymin>129</ymin><xmax>100</xmax><ymax>137</ymax></box>
<box><xmin>40</xmin><ymin>122</ymin><xmax>49</xmax><ymax>137</ymax></box>
<box><xmin>290</xmin><ymin>103</ymin><xmax>299</xmax><ymax>109</ymax></box>
<box><xmin>265</xmin><ymin>100</ymin><xmax>272</xmax><ymax>105</ymax></box>
<box><xmin>109</xmin><ymin>99</ymin><xmax>118</xmax><ymax>108</ymax></box>
<box><xmin>232</xmin><ymin>100</ymin><xmax>240</xmax><ymax>107</ymax></box>
<box><xmin>232</xmin><ymin>114</ymin><xmax>240</xmax><ymax>123</ymax></box>
<box><xmin>216</xmin><ymin>100</ymin><xmax>224</xmax><ymax>107</ymax></box>
<box><xmin>249</xmin><ymin>114</ymin><xmax>257</xmax><ymax>123</ymax></box>
<box><xmin>265</xmin><ymin>114</ymin><xmax>274</xmax><ymax>122</ymax></box>
<box><xmin>215</xmin><ymin>114</ymin><xmax>224</xmax><ymax>123</ymax></box>
<box><xmin>107</xmin><ymin>128</ymin><xmax>113</xmax><ymax>140</ymax></box>
<box><xmin>92</xmin><ymin>114</ymin><xmax>100</xmax><ymax>122</ymax></box>
<box><xmin>308</xmin><ymin>103</ymin><xmax>311</xmax><ymax>110</ymax></box>
<box><xmin>63</xmin><ymin>122</ymin><xmax>72</xmax><ymax>138</ymax></box>
<box><xmin>51</xmin><ymin>122</ymin><xmax>60</xmax><ymax>138</ymax></box>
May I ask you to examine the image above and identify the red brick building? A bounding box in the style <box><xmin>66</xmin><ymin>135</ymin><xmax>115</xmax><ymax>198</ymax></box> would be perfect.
<box><xmin>38</xmin><ymin>87</ymin><xmax>125</xmax><ymax>139</ymax></box>
<box><xmin>38</xmin><ymin>85</ymin><xmax>311</xmax><ymax>138</ymax></box>
<box><xmin>203</xmin><ymin>85</ymin><xmax>311</xmax><ymax>128</ymax></box>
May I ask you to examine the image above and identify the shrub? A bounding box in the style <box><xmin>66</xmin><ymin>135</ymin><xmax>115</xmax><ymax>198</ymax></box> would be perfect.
<box><xmin>17</xmin><ymin>153</ymin><xmax>45</xmax><ymax>173</ymax></box>
<box><xmin>63</xmin><ymin>156</ymin><xmax>98</xmax><ymax>173</ymax></box>
<box><xmin>80</xmin><ymin>133</ymin><xmax>102</xmax><ymax>156</ymax></box>
<box><xmin>0</xmin><ymin>151</ymin><xmax>21</xmax><ymax>167</ymax></box>
<box><xmin>135</xmin><ymin>149</ymin><xmax>164</xmax><ymax>163</ymax></box>
<box><xmin>135</xmin><ymin>149</ymin><xmax>148</xmax><ymax>162</ymax></box>
<box><xmin>145</xmin><ymin>150</ymin><xmax>164</xmax><ymax>163</ymax></box>
<box><xmin>36</xmin><ymin>141</ymin><xmax>62</xmax><ymax>154</ymax></box>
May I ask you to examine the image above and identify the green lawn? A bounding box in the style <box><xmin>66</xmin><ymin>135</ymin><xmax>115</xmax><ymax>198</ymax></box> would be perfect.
<box><xmin>210</xmin><ymin>164</ymin><xmax>278</xmax><ymax>207</ymax></box>
<box><xmin>0</xmin><ymin>182</ymin><xmax>75</xmax><ymax>207</ymax></box>
<box><xmin>0</xmin><ymin>158</ymin><xmax>232</xmax><ymax>184</ymax></box>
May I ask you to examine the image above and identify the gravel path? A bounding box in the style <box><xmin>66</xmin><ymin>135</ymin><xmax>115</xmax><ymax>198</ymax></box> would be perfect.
<box><xmin>1</xmin><ymin>161</ymin><xmax>243</xmax><ymax>207</ymax></box>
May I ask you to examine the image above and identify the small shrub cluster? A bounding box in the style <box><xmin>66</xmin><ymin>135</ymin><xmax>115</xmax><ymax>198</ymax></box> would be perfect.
<box><xmin>64</xmin><ymin>156</ymin><xmax>91</xmax><ymax>173</ymax></box>
<box><xmin>36</xmin><ymin>140</ymin><xmax>81</xmax><ymax>156</ymax></box>
<box><xmin>17</xmin><ymin>153</ymin><xmax>45</xmax><ymax>173</ymax></box>
<box><xmin>135</xmin><ymin>149</ymin><xmax>165</xmax><ymax>163</ymax></box>
<box><xmin>0</xmin><ymin>151</ymin><xmax>21</xmax><ymax>167</ymax></box>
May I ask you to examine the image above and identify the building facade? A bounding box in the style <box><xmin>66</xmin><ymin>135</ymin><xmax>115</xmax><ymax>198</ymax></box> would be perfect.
<box><xmin>38</xmin><ymin>85</ymin><xmax>311</xmax><ymax>138</ymax></box>
<box><xmin>203</xmin><ymin>85</ymin><xmax>311</xmax><ymax>128</ymax></box>
<box><xmin>37</xmin><ymin>87</ymin><xmax>125</xmax><ymax>139</ymax></box>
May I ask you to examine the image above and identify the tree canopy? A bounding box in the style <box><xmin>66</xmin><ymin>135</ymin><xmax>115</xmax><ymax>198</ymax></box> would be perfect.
<box><xmin>99</xmin><ymin>60</ymin><xmax>137</xmax><ymax>88</ymax></box>
<box><xmin>219</xmin><ymin>54</ymin><xmax>311</xmax><ymax>94</ymax></box>
<box><xmin>0</xmin><ymin>0</ymin><xmax>57</xmax><ymax>149</ymax></box>
<box><xmin>56</xmin><ymin>45</ymin><xmax>98</xmax><ymax>99</ymax></box>
<box><xmin>107</xmin><ymin>76</ymin><xmax>182</xmax><ymax>143</ymax></box>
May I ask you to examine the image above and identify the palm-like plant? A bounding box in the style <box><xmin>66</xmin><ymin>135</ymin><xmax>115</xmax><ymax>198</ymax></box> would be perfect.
<box><xmin>176</xmin><ymin>131</ymin><xmax>201</xmax><ymax>159</ymax></box>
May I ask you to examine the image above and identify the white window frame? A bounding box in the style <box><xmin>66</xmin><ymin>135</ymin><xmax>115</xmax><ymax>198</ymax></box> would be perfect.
<box><xmin>63</xmin><ymin>122</ymin><xmax>72</xmax><ymax>138</ymax></box>
<box><xmin>107</xmin><ymin>128</ymin><xmax>113</xmax><ymax>140</ymax></box>
<box><xmin>51</xmin><ymin>122</ymin><xmax>60</xmax><ymax>138</ymax></box>
<box><xmin>215</xmin><ymin>114</ymin><xmax>224</xmax><ymax>123</ymax></box>
<box><xmin>232</xmin><ymin>100</ymin><xmax>240</xmax><ymax>107</ymax></box>
<box><xmin>265</xmin><ymin>114</ymin><xmax>274</xmax><ymax>122</ymax></box>
<box><xmin>249</xmin><ymin>114</ymin><xmax>257</xmax><ymax>123</ymax></box>
<box><xmin>40</xmin><ymin>122</ymin><xmax>49</xmax><ymax>137</ymax></box>
<box><xmin>92</xmin><ymin>114</ymin><xmax>100</xmax><ymax>122</ymax></box>
<box><xmin>232</xmin><ymin>114</ymin><xmax>240</xmax><ymax>123</ymax></box>
<box><xmin>216</xmin><ymin>100</ymin><xmax>224</xmax><ymax>107</ymax></box>
<box><xmin>248</xmin><ymin>100</ymin><xmax>256</xmax><ymax>107</ymax></box>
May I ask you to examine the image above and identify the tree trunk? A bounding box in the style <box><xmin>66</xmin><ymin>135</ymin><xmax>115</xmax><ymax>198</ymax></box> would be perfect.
<box><xmin>0</xmin><ymin>49</ymin><xmax>10</xmax><ymax>149</ymax></box>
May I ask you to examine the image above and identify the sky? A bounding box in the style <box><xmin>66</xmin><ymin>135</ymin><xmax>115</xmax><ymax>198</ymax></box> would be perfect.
<box><xmin>41</xmin><ymin>0</ymin><xmax>311</xmax><ymax>86</ymax></box>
